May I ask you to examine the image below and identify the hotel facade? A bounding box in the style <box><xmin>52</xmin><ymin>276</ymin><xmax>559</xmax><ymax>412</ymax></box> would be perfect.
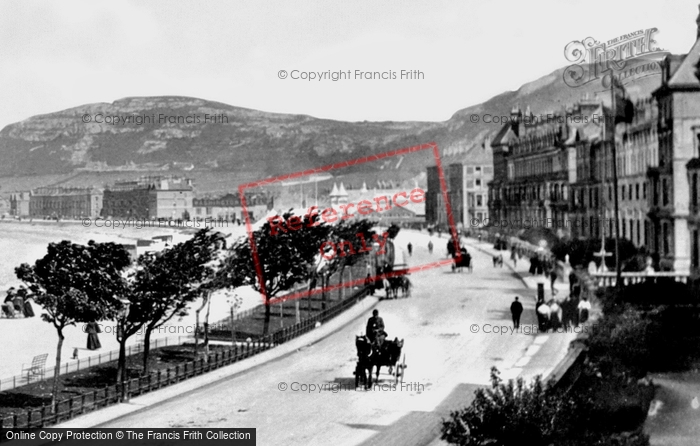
<box><xmin>487</xmin><ymin>12</ymin><xmax>700</xmax><ymax>275</ymax></box>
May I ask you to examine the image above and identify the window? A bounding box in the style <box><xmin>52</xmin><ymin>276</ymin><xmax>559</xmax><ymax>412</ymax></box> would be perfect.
<box><xmin>475</xmin><ymin>179</ymin><xmax>482</xmax><ymax>188</ymax></box>
<box><xmin>653</xmin><ymin>180</ymin><xmax>659</xmax><ymax>206</ymax></box>
<box><xmin>663</xmin><ymin>222</ymin><xmax>670</xmax><ymax>255</ymax></box>
<box><xmin>694</xmin><ymin>229</ymin><xmax>699</xmax><ymax>268</ymax></box>
<box><xmin>466</xmin><ymin>166</ymin><xmax>474</xmax><ymax>174</ymax></box>
<box><xmin>643</xmin><ymin>183</ymin><xmax>647</xmax><ymax>200</ymax></box>
<box><xmin>636</xmin><ymin>183</ymin><xmax>640</xmax><ymax>201</ymax></box>
<box><xmin>476</xmin><ymin>195</ymin><xmax>483</xmax><ymax>207</ymax></box>
<box><xmin>662</xmin><ymin>178</ymin><xmax>669</xmax><ymax>206</ymax></box>
<box><xmin>693</xmin><ymin>173</ymin><xmax>698</xmax><ymax>207</ymax></box>
<box><xmin>475</xmin><ymin>166</ymin><xmax>482</xmax><ymax>175</ymax></box>
<box><xmin>644</xmin><ymin>220</ymin><xmax>649</xmax><ymax>247</ymax></box>
<box><xmin>629</xmin><ymin>219</ymin><xmax>634</xmax><ymax>243</ymax></box>
<box><xmin>608</xmin><ymin>184</ymin><xmax>612</xmax><ymax>201</ymax></box>
<box><xmin>621</xmin><ymin>185</ymin><xmax>626</xmax><ymax>201</ymax></box>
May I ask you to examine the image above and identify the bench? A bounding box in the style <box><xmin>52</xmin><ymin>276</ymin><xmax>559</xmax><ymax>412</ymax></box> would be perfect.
<box><xmin>22</xmin><ymin>353</ymin><xmax>48</xmax><ymax>383</ymax></box>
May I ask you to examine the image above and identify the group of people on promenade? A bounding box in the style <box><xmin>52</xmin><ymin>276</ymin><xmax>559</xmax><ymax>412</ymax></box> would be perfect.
<box><xmin>509</xmin><ymin>274</ymin><xmax>591</xmax><ymax>332</ymax></box>
<box><xmin>1</xmin><ymin>287</ymin><xmax>35</xmax><ymax>318</ymax></box>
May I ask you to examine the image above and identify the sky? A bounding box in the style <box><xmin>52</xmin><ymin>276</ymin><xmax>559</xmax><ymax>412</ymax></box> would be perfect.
<box><xmin>0</xmin><ymin>0</ymin><xmax>698</xmax><ymax>129</ymax></box>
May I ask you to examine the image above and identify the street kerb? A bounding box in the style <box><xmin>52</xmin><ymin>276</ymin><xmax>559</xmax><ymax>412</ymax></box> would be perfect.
<box><xmin>238</xmin><ymin>142</ymin><xmax>460</xmax><ymax>305</ymax></box>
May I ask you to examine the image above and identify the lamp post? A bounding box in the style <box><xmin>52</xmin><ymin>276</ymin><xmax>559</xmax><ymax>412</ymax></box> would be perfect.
<box><xmin>117</xmin><ymin>298</ymin><xmax>131</xmax><ymax>402</ymax></box>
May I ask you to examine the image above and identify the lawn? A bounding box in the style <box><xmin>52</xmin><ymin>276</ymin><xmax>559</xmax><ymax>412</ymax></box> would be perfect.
<box><xmin>0</xmin><ymin>343</ymin><xmax>230</xmax><ymax>420</ymax></box>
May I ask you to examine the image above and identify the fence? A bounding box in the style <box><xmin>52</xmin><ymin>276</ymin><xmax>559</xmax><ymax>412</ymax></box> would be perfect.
<box><xmin>0</xmin><ymin>286</ymin><xmax>370</xmax><ymax>430</ymax></box>
<box><xmin>0</xmin><ymin>335</ymin><xmax>193</xmax><ymax>393</ymax></box>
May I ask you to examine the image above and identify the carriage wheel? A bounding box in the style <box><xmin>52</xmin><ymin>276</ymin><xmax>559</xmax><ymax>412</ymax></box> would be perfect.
<box><xmin>399</xmin><ymin>354</ymin><xmax>406</xmax><ymax>385</ymax></box>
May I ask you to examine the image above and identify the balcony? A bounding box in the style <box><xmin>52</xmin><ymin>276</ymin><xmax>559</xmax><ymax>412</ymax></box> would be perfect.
<box><xmin>590</xmin><ymin>271</ymin><xmax>690</xmax><ymax>289</ymax></box>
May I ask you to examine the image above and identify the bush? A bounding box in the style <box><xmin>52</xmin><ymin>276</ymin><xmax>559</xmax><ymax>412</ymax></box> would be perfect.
<box><xmin>596</xmin><ymin>283</ymin><xmax>700</xmax><ymax>372</ymax></box>
<box><xmin>585</xmin><ymin>304</ymin><xmax>654</xmax><ymax>378</ymax></box>
<box><xmin>441</xmin><ymin>367</ymin><xmax>581</xmax><ymax>446</ymax></box>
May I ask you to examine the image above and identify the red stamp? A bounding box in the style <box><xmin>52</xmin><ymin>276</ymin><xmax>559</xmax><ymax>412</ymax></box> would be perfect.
<box><xmin>239</xmin><ymin>142</ymin><xmax>459</xmax><ymax>305</ymax></box>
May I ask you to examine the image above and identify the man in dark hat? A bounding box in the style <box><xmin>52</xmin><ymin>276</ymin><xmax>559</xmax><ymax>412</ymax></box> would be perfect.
<box><xmin>366</xmin><ymin>309</ymin><xmax>385</xmax><ymax>343</ymax></box>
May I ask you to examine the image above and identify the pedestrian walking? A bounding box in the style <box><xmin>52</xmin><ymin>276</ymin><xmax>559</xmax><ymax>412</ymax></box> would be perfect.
<box><xmin>529</xmin><ymin>256</ymin><xmax>538</xmax><ymax>275</ymax></box>
<box><xmin>578</xmin><ymin>297</ymin><xmax>591</xmax><ymax>324</ymax></box>
<box><xmin>86</xmin><ymin>322</ymin><xmax>102</xmax><ymax>350</ymax></box>
<box><xmin>569</xmin><ymin>270</ymin><xmax>577</xmax><ymax>294</ymax></box>
<box><xmin>537</xmin><ymin>300</ymin><xmax>551</xmax><ymax>332</ymax></box>
<box><xmin>561</xmin><ymin>295</ymin><xmax>574</xmax><ymax>328</ymax></box>
<box><xmin>549</xmin><ymin>299</ymin><xmax>562</xmax><ymax>330</ymax></box>
<box><xmin>428</xmin><ymin>240</ymin><xmax>434</xmax><ymax>254</ymax></box>
<box><xmin>550</xmin><ymin>268</ymin><xmax>558</xmax><ymax>295</ymax></box>
<box><xmin>510</xmin><ymin>296</ymin><xmax>523</xmax><ymax>329</ymax></box>
<box><xmin>407</xmin><ymin>242</ymin><xmax>413</xmax><ymax>256</ymax></box>
<box><xmin>365</xmin><ymin>273</ymin><xmax>374</xmax><ymax>296</ymax></box>
<box><xmin>511</xmin><ymin>247</ymin><xmax>517</xmax><ymax>268</ymax></box>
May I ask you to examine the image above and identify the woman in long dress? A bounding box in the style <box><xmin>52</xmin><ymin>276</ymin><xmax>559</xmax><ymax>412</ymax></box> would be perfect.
<box><xmin>22</xmin><ymin>297</ymin><xmax>35</xmax><ymax>317</ymax></box>
<box><xmin>86</xmin><ymin>322</ymin><xmax>102</xmax><ymax>350</ymax></box>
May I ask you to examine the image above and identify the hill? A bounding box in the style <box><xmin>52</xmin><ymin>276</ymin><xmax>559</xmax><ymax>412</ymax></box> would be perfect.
<box><xmin>0</xmin><ymin>56</ymin><xmax>666</xmax><ymax>194</ymax></box>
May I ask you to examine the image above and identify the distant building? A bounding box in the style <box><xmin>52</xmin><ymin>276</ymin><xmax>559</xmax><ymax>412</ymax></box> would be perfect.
<box><xmin>9</xmin><ymin>191</ymin><xmax>31</xmax><ymax>217</ymax></box>
<box><xmin>29</xmin><ymin>187</ymin><xmax>103</xmax><ymax>219</ymax></box>
<box><xmin>102</xmin><ymin>176</ymin><xmax>194</xmax><ymax>220</ymax></box>
<box><xmin>426</xmin><ymin>164</ymin><xmax>463</xmax><ymax>229</ymax></box>
<box><xmin>193</xmin><ymin>192</ymin><xmax>272</xmax><ymax>223</ymax></box>
<box><xmin>329</xmin><ymin>183</ymin><xmax>349</xmax><ymax>205</ymax></box>
<box><xmin>488</xmin><ymin>101</ymin><xmax>608</xmax><ymax>240</ymax></box>
<box><xmin>341</xmin><ymin>184</ymin><xmax>426</xmax><ymax>224</ymax></box>
<box><xmin>426</xmin><ymin>140</ymin><xmax>492</xmax><ymax>229</ymax></box>
<box><xmin>0</xmin><ymin>196</ymin><xmax>11</xmax><ymax>216</ymax></box>
<box><xmin>610</xmin><ymin>98</ymin><xmax>658</xmax><ymax>250</ymax></box>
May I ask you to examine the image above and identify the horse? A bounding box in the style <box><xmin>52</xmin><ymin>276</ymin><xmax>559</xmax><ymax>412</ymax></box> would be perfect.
<box><xmin>385</xmin><ymin>276</ymin><xmax>407</xmax><ymax>299</ymax></box>
<box><xmin>355</xmin><ymin>335</ymin><xmax>374</xmax><ymax>389</ymax></box>
<box><xmin>369</xmin><ymin>337</ymin><xmax>404</xmax><ymax>382</ymax></box>
<box><xmin>383</xmin><ymin>278</ymin><xmax>397</xmax><ymax>299</ymax></box>
<box><xmin>400</xmin><ymin>276</ymin><xmax>412</xmax><ymax>297</ymax></box>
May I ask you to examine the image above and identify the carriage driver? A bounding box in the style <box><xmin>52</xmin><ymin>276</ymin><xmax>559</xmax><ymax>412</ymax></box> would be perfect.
<box><xmin>366</xmin><ymin>309</ymin><xmax>386</xmax><ymax>343</ymax></box>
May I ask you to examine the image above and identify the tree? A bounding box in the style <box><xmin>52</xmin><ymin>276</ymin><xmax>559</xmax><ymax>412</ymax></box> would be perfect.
<box><xmin>218</xmin><ymin>210</ymin><xmax>330</xmax><ymax>337</ymax></box>
<box><xmin>122</xmin><ymin>228</ymin><xmax>224</xmax><ymax>378</ymax></box>
<box><xmin>319</xmin><ymin>219</ymin><xmax>376</xmax><ymax>302</ymax></box>
<box><xmin>12</xmin><ymin>240</ymin><xmax>131</xmax><ymax>409</ymax></box>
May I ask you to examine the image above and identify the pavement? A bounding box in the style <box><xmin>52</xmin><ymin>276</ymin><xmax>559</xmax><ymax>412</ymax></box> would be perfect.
<box><xmin>52</xmin><ymin>294</ymin><xmax>380</xmax><ymax>429</ymax></box>
<box><xmin>45</xmin><ymin>229</ymin><xmax>581</xmax><ymax>446</ymax></box>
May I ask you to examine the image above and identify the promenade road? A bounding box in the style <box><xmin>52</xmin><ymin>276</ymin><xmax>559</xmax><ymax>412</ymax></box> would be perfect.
<box><xmin>94</xmin><ymin>230</ymin><xmax>576</xmax><ymax>446</ymax></box>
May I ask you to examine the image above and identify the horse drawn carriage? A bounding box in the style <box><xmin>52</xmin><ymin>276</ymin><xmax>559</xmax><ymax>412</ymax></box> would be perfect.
<box><xmin>354</xmin><ymin>333</ymin><xmax>407</xmax><ymax>389</ymax></box>
<box><xmin>451</xmin><ymin>248</ymin><xmax>472</xmax><ymax>273</ymax></box>
<box><xmin>382</xmin><ymin>263</ymin><xmax>411</xmax><ymax>299</ymax></box>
